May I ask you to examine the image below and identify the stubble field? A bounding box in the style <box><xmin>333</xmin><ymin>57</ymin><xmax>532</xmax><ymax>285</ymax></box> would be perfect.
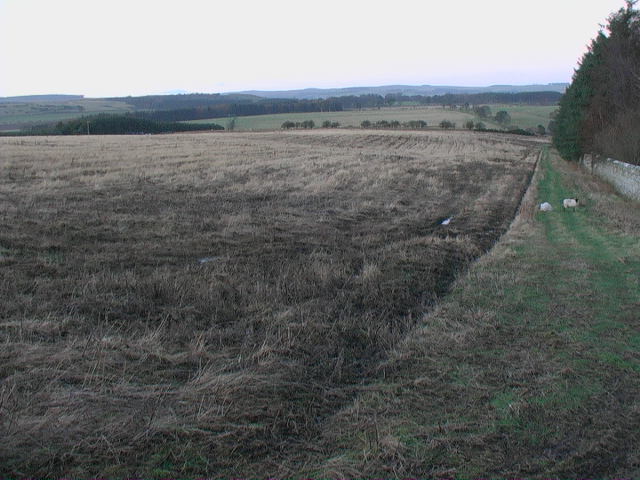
<box><xmin>0</xmin><ymin>130</ymin><xmax>543</xmax><ymax>476</ymax></box>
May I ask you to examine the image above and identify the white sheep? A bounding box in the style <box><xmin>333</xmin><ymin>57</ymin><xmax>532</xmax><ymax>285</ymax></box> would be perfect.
<box><xmin>563</xmin><ymin>198</ymin><xmax>579</xmax><ymax>208</ymax></box>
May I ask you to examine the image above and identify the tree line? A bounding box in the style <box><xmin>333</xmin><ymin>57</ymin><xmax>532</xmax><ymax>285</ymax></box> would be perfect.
<box><xmin>134</xmin><ymin>99</ymin><xmax>345</xmax><ymax>122</ymax></box>
<box><xmin>553</xmin><ymin>1</ymin><xmax>640</xmax><ymax>165</ymax></box>
<box><xmin>19</xmin><ymin>114</ymin><xmax>223</xmax><ymax>135</ymax></box>
<box><xmin>281</xmin><ymin>120</ymin><xmax>316</xmax><ymax>129</ymax></box>
<box><xmin>383</xmin><ymin>91</ymin><xmax>562</xmax><ymax>107</ymax></box>
<box><xmin>112</xmin><ymin>91</ymin><xmax>561</xmax><ymax>111</ymax></box>
<box><xmin>275</xmin><ymin>118</ymin><xmax>535</xmax><ymax>136</ymax></box>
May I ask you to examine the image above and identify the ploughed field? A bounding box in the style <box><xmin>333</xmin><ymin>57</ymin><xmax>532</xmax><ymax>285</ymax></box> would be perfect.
<box><xmin>0</xmin><ymin>130</ymin><xmax>541</xmax><ymax>476</ymax></box>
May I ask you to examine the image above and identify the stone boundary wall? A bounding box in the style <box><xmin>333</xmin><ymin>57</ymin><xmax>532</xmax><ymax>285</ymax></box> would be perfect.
<box><xmin>581</xmin><ymin>154</ymin><xmax>640</xmax><ymax>202</ymax></box>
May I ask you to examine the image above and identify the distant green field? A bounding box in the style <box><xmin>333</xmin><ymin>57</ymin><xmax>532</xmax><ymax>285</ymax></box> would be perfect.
<box><xmin>0</xmin><ymin>99</ymin><xmax>134</xmax><ymax>130</ymax></box>
<box><xmin>188</xmin><ymin>106</ymin><xmax>476</xmax><ymax>131</ymax></box>
<box><xmin>188</xmin><ymin>105</ymin><xmax>557</xmax><ymax>132</ymax></box>
<box><xmin>490</xmin><ymin>104</ymin><xmax>557</xmax><ymax>130</ymax></box>
<box><xmin>0</xmin><ymin>99</ymin><xmax>557</xmax><ymax>133</ymax></box>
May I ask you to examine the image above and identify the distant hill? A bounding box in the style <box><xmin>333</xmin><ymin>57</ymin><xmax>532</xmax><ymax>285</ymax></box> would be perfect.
<box><xmin>231</xmin><ymin>84</ymin><xmax>569</xmax><ymax>100</ymax></box>
<box><xmin>0</xmin><ymin>95</ymin><xmax>84</xmax><ymax>103</ymax></box>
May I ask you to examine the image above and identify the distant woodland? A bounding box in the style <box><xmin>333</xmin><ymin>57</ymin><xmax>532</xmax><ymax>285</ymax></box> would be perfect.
<box><xmin>553</xmin><ymin>1</ymin><xmax>640</xmax><ymax>165</ymax></box>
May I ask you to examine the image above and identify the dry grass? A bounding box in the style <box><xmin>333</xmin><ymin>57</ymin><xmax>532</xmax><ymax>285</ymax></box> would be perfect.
<box><xmin>0</xmin><ymin>130</ymin><xmax>542</xmax><ymax>477</ymax></box>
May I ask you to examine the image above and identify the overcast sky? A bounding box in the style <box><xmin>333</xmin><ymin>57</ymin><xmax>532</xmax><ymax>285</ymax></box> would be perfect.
<box><xmin>0</xmin><ymin>0</ymin><xmax>627</xmax><ymax>97</ymax></box>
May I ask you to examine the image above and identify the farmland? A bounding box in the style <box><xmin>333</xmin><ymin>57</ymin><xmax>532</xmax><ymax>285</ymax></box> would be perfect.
<box><xmin>189</xmin><ymin>105</ymin><xmax>556</xmax><ymax>132</ymax></box>
<box><xmin>189</xmin><ymin>106</ymin><xmax>475</xmax><ymax>131</ymax></box>
<box><xmin>0</xmin><ymin>130</ymin><xmax>543</xmax><ymax>476</ymax></box>
<box><xmin>0</xmin><ymin>92</ymin><xmax>558</xmax><ymax>134</ymax></box>
<box><xmin>0</xmin><ymin>99</ymin><xmax>134</xmax><ymax>131</ymax></box>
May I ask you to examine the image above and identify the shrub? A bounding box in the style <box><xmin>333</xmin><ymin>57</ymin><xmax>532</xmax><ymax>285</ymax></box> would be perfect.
<box><xmin>495</xmin><ymin>110</ymin><xmax>511</xmax><ymax>125</ymax></box>
<box><xmin>473</xmin><ymin>105</ymin><xmax>492</xmax><ymax>118</ymax></box>
<box><xmin>404</xmin><ymin>120</ymin><xmax>427</xmax><ymax>129</ymax></box>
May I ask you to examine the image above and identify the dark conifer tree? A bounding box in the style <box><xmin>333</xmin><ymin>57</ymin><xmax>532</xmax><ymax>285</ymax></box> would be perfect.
<box><xmin>554</xmin><ymin>1</ymin><xmax>640</xmax><ymax>164</ymax></box>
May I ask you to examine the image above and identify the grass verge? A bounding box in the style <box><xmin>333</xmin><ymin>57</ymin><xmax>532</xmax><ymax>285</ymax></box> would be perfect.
<box><xmin>313</xmin><ymin>148</ymin><xmax>640</xmax><ymax>478</ymax></box>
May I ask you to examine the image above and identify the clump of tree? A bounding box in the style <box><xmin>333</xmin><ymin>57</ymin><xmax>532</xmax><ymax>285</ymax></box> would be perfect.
<box><xmin>22</xmin><ymin>114</ymin><xmax>223</xmax><ymax>135</ymax></box>
<box><xmin>281</xmin><ymin>120</ymin><xmax>315</xmax><ymax>129</ymax></box>
<box><xmin>495</xmin><ymin>110</ymin><xmax>512</xmax><ymax>125</ymax></box>
<box><xmin>473</xmin><ymin>105</ymin><xmax>492</xmax><ymax>118</ymax></box>
<box><xmin>404</xmin><ymin>120</ymin><xmax>428</xmax><ymax>129</ymax></box>
<box><xmin>358</xmin><ymin>120</ymin><xmax>392</xmax><ymax>129</ymax></box>
<box><xmin>439</xmin><ymin>120</ymin><xmax>456</xmax><ymax>129</ymax></box>
<box><xmin>553</xmin><ymin>1</ymin><xmax>640</xmax><ymax>165</ymax></box>
<box><xmin>321</xmin><ymin>120</ymin><xmax>341</xmax><ymax>128</ymax></box>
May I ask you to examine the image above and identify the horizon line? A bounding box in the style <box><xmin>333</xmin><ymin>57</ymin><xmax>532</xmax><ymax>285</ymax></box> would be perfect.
<box><xmin>1</xmin><ymin>81</ymin><xmax>570</xmax><ymax>99</ymax></box>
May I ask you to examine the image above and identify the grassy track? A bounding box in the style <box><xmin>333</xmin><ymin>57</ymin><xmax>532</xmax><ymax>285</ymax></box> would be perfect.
<box><xmin>313</xmin><ymin>148</ymin><xmax>640</xmax><ymax>477</ymax></box>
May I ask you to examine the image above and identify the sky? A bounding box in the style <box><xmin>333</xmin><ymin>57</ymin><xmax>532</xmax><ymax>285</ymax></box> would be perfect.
<box><xmin>0</xmin><ymin>0</ymin><xmax>628</xmax><ymax>98</ymax></box>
